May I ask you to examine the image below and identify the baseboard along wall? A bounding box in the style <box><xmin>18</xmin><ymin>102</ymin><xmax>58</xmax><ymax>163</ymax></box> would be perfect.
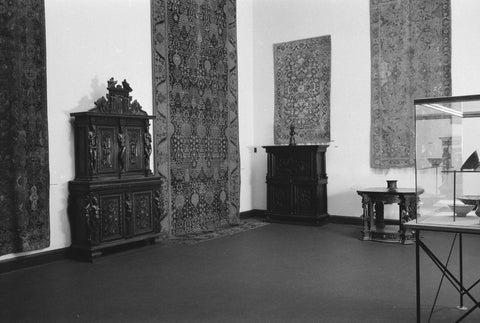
<box><xmin>1</xmin><ymin>210</ymin><xmax>373</xmax><ymax>274</ymax></box>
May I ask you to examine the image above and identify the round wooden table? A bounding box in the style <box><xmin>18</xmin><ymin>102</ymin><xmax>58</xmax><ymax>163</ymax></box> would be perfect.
<box><xmin>357</xmin><ymin>187</ymin><xmax>424</xmax><ymax>244</ymax></box>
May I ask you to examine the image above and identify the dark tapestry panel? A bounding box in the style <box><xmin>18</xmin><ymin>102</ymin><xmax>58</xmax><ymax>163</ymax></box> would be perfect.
<box><xmin>274</xmin><ymin>36</ymin><xmax>331</xmax><ymax>145</ymax></box>
<box><xmin>370</xmin><ymin>0</ymin><xmax>451</xmax><ymax>168</ymax></box>
<box><xmin>152</xmin><ymin>0</ymin><xmax>240</xmax><ymax>235</ymax></box>
<box><xmin>0</xmin><ymin>0</ymin><xmax>49</xmax><ymax>255</ymax></box>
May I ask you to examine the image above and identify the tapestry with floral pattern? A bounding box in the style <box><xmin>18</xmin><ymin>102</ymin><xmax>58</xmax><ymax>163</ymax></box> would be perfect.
<box><xmin>370</xmin><ymin>0</ymin><xmax>451</xmax><ymax>168</ymax></box>
<box><xmin>0</xmin><ymin>0</ymin><xmax>50</xmax><ymax>255</ymax></box>
<box><xmin>151</xmin><ymin>0</ymin><xmax>239</xmax><ymax>235</ymax></box>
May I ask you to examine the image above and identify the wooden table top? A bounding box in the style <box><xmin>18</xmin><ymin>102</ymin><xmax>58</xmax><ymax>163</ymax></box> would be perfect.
<box><xmin>357</xmin><ymin>187</ymin><xmax>423</xmax><ymax>195</ymax></box>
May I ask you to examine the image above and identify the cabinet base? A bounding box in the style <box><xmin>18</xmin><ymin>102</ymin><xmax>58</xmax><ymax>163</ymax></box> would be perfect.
<box><xmin>70</xmin><ymin>235</ymin><xmax>158</xmax><ymax>262</ymax></box>
<box><xmin>362</xmin><ymin>225</ymin><xmax>414</xmax><ymax>244</ymax></box>
<box><xmin>265</xmin><ymin>213</ymin><xmax>329</xmax><ymax>226</ymax></box>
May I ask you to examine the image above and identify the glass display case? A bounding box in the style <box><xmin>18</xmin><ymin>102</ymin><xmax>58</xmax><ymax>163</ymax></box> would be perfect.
<box><xmin>414</xmin><ymin>94</ymin><xmax>480</xmax><ymax>228</ymax></box>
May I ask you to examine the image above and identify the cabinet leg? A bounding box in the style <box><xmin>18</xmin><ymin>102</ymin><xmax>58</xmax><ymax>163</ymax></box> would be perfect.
<box><xmin>90</xmin><ymin>250</ymin><xmax>103</xmax><ymax>262</ymax></box>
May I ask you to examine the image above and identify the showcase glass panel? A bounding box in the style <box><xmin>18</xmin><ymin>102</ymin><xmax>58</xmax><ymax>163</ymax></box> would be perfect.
<box><xmin>415</xmin><ymin>95</ymin><xmax>480</xmax><ymax>226</ymax></box>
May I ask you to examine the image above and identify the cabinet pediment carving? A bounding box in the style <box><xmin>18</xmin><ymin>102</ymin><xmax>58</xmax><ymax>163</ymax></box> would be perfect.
<box><xmin>90</xmin><ymin>78</ymin><xmax>147</xmax><ymax>115</ymax></box>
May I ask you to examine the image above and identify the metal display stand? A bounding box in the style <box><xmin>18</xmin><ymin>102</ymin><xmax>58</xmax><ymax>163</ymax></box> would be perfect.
<box><xmin>404</xmin><ymin>219</ymin><xmax>480</xmax><ymax>322</ymax></box>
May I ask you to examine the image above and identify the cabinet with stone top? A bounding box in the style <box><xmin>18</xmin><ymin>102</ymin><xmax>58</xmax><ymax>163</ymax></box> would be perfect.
<box><xmin>263</xmin><ymin>145</ymin><xmax>328</xmax><ymax>224</ymax></box>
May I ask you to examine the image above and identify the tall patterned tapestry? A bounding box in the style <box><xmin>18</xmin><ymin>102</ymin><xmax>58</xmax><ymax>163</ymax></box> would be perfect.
<box><xmin>151</xmin><ymin>0</ymin><xmax>240</xmax><ymax>235</ymax></box>
<box><xmin>0</xmin><ymin>0</ymin><xmax>49</xmax><ymax>255</ymax></box>
<box><xmin>370</xmin><ymin>0</ymin><xmax>451</xmax><ymax>168</ymax></box>
<box><xmin>274</xmin><ymin>35</ymin><xmax>331</xmax><ymax>145</ymax></box>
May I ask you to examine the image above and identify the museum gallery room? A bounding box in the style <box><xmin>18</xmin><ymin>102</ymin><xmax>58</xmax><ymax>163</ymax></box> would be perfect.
<box><xmin>3</xmin><ymin>0</ymin><xmax>480</xmax><ymax>322</ymax></box>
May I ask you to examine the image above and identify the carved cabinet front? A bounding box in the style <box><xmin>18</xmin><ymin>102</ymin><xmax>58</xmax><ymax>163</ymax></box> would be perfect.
<box><xmin>263</xmin><ymin>145</ymin><xmax>328</xmax><ymax>224</ymax></box>
<box><xmin>69</xmin><ymin>178</ymin><xmax>162</xmax><ymax>260</ymax></box>
<box><xmin>68</xmin><ymin>79</ymin><xmax>164</xmax><ymax>261</ymax></box>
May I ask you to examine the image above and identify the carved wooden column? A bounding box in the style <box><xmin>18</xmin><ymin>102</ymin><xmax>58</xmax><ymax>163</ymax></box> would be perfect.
<box><xmin>360</xmin><ymin>193</ymin><xmax>372</xmax><ymax>241</ymax></box>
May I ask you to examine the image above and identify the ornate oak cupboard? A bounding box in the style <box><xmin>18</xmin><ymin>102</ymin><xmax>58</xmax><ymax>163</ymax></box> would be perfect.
<box><xmin>263</xmin><ymin>145</ymin><xmax>328</xmax><ymax>224</ymax></box>
<box><xmin>68</xmin><ymin>79</ymin><xmax>165</xmax><ymax>261</ymax></box>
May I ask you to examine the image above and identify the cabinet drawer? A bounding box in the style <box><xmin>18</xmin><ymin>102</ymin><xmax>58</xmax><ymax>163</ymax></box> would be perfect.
<box><xmin>271</xmin><ymin>151</ymin><xmax>314</xmax><ymax>178</ymax></box>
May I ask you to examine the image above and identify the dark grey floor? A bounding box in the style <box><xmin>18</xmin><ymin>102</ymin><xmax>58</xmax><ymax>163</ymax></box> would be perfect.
<box><xmin>1</xmin><ymin>221</ymin><xmax>480</xmax><ymax>322</ymax></box>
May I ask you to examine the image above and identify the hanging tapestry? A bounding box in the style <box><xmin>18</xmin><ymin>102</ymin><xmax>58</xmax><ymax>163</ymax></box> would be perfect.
<box><xmin>0</xmin><ymin>0</ymin><xmax>50</xmax><ymax>255</ymax></box>
<box><xmin>370</xmin><ymin>0</ymin><xmax>451</xmax><ymax>168</ymax></box>
<box><xmin>151</xmin><ymin>0</ymin><xmax>240</xmax><ymax>235</ymax></box>
<box><xmin>274</xmin><ymin>35</ymin><xmax>331</xmax><ymax>145</ymax></box>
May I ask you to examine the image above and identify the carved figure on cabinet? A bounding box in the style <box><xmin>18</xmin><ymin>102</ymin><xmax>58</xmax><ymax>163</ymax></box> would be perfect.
<box><xmin>118</xmin><ymin>126</ymin><xmax>126</xmax><ymax>172</ymax></box>
<box><xmin>122</xmin><ymin>79</ymin><xmax>132</xmax><ymax>92</ymax></box>
<box><xmin>125</xmin><ymin>194</ymin><xmax>133</xmax><ymax>237</ymax></box>
<box><xmin>87</xmin><ymin>124</ymin><xmax>98</xmax><ymax>175</ymax></box>
<box><xmin>107</xmin><ymin>77</ymin><xmax>117</xmax><ymax>89</ymax></box>
<box><xmin>144</xmin><ymin>121</ymin><xmax>152</xmax><ymax>175</ymax></box>
<box><xmin>131</xmin><ymin>100</ymin><xmax>143</xmax><ymax>114</ymax></box>
<box><xmin>94</xmin><ymin>96</ymin><xmax>108</xmax><ymax>112</ymax></box>
<box><xmin>84</xmin><ymin>193</ymin><xmax>100</xmax><ymax>245</ymax></box>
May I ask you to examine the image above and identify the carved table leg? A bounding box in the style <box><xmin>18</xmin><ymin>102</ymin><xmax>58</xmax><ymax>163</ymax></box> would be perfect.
<box><xmin>361</xmin><ymin>194</ymin><xmax>372</xmax><ymax>240</ymax></box>
<box><xmin>399</xmin><ymin>196</ymin><xmax>415</xmax><ymax>244</ymax></box>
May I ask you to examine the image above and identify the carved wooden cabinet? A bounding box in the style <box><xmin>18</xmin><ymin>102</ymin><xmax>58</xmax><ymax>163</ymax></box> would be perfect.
<box><xmin>68</xmin><ymin>78</ymin><xmax>164</xmax><ymax>261</ymax></box>
<box><xmin>263</xmin><ymin>145</ymin><xmax>328</xmax><ymax>224</ymax></box>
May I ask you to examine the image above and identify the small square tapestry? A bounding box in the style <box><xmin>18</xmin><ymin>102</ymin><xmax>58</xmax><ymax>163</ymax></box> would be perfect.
<box><xmin>274</xmin><ymin>35</ymin><xmax>331</xmax><ymax>145</ymax></box>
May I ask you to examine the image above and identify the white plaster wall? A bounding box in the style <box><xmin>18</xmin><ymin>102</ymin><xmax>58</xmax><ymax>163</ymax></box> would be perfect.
<box><xmin>250</xmin><ymin>0</ymin><xmax>480</xmax><ymax>217</ymax></box>
<box><xmin>237</xmin><ymin>0</ymin><xmax>255</xmax><ymax>212</ymax></box>
<box><xmin>452</xmin><ymin>0</ymin><xmax>480</xmax><ymax>95</ymax></box>
<box><xmin>0</xmin><ymin>0</ymin><xmax>152</xmax><ymax>261</ymax></box>
<box><xmin>3</xmin><ymin>0</ymin><xmax>480</xmax><ymax>260</ymax></box>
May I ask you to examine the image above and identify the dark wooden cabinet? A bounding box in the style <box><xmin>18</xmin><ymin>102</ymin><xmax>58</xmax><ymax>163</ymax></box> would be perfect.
<box><xmin>68</xmin><ymin>78</ymin><xmax>165</xmax><ymax>261</ymax></box>
<box><xmin>263</xmin><ymin>145</ymin><xmax>328</xmax><ymax>224</ymax></box>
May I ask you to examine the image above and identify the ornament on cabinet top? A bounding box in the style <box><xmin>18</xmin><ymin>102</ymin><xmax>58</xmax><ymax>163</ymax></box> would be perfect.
<box><xmin>91</xmin><ymin>77</ymin><xmax>147</xmax><ymax>115</ymax></box>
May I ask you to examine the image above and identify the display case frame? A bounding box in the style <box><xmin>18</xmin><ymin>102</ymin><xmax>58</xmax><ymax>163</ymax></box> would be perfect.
<box><xmin>413</xmin><ymin>94</ymin><xmax>480</xmax><ymax>228</ymax></box>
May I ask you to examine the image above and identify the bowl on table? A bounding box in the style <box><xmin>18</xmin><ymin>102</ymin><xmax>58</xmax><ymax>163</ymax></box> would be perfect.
<box><xmin>458</xmin><ymin>195</ymin><xmax>480</xmax><ymax>206</ymax></box>
<box><xmin>448</xmin><ymin>204</ymin><xmax>475</xmax><ymax>217</ymax></box>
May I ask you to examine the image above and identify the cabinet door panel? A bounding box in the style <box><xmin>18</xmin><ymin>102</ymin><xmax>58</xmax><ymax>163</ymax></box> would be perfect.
<box><xmin>271</xmin><ymin>151</ymin><xmax>291</xmax><ymax>177</ymax></box>
<box><xmin>293</xmin><ymin>184</ymin><xmax>315</xmax><ymax>215</ymax></box>
<box><xmin>99</xmin><ymin>193</ymin><xmax>123</xmax><ymax>241</ymax></box>
<box><xmin>268</xmin><ymin>183</ymin><xmax>291</xmax><ymax>214</ymax></box>
<box><xmin>132</xmin><ymin>190</ymin><xmax>154</xmax><ymax>235</ymax></box>
<box><xmin>290</xmin><ymin>151</ymin><xmax>314</xmax><ymax>177</ymax></box>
